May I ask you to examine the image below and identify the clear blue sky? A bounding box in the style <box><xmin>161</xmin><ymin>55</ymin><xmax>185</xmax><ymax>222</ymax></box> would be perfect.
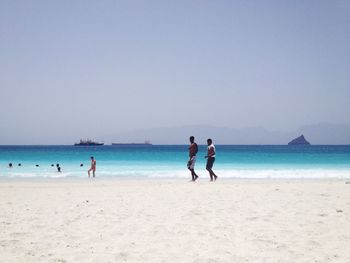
<box><xmin>1</xmin><ymin>0</ymin><xmax>349</xmax><ymax>144</ymax></box>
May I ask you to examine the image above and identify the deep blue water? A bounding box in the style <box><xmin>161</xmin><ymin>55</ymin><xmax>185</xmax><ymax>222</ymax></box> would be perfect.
<box><xmin>0</xmin><ymin>145</ymin><xmax>349</xmax><ymax>178</ymax></box>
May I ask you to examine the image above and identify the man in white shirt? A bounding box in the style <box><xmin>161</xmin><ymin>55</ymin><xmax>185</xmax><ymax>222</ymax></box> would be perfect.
<box><xmin>205</xmin><ymin>138</ymin><xmax>218</xmax><ymax>181</ymax></box>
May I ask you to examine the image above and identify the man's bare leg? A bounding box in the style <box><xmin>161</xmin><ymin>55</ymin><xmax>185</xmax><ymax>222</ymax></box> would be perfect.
<box><xmin>207</xmin><ymin>168</ymin><xmax>213</xmax><ymax>181</ymax></box>
<box><xmin>210</xmin><ymin>170</ymin><xmax>217</xmax><ymax>181</ymax></box>
<box><xmin>190</xmin><ymin>169</ymin><xmax>198</xmax><ymax>181</ymax></box>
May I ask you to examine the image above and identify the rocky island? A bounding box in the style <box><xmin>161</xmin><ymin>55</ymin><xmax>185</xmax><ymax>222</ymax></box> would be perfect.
<box><xmin>288</xmin><ymin>135</ymin><xmax>311</xmax><ymax>145</ymax></box>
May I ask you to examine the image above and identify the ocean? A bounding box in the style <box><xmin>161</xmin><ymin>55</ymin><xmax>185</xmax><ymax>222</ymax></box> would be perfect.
<box><xmin>0</xmin><ymin>145</ymin><xmax>349</xmax><ymax>179</ymax></box>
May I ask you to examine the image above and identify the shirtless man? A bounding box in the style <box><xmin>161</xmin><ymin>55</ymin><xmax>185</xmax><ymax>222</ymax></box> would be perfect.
<box><xmin>88</xmin><ymin>156</ymin><xmax>96</xmax><ymax>178</ymax></box>
<box><xmin>187</xmin><ymin>136</ymin><xmax>199</xmax><ymax>181</ymax></box>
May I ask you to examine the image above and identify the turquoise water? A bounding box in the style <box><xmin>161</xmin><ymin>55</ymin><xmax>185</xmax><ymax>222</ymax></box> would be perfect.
<box><xmin>0</xmin><ymin>145</ymin><xmax>349</xmax><ymax>178</ymax></box>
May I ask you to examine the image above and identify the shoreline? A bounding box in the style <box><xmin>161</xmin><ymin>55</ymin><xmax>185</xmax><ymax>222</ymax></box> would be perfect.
<box><xmin>1</xmin><ymin>176</ymin><xmax>350</xmax><ymax>183</ymax></box>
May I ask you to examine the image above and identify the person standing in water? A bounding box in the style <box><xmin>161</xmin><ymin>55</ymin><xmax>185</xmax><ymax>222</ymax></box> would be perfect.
<box><xmin>187</xmin><ymin>136</ymin><xmax>199</xmax><ymax>181</ymax></box>
<box><xmin>205</xmin><ymin>138</ymin><xmax>217</xmax><ymax>181</ymax></box>
<box><xmin>88</xmin><ymin>156</ymin><xmax>96</xmax><ymax>178</ymax></box>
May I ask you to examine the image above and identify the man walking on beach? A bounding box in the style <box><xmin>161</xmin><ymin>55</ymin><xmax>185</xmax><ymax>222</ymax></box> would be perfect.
<box><xmin>187</xmin><ymin>136</ymin><xmax>199</xmax><ymax>181</ymax></box>
<box><xmin>88</xmin><ymin>156</ymin><xmax>96</xmax><ymax>178</ymax></box>
<box><xmin>205</xmin><ymin>138</ymin><xmax>217</xmax><ymax>181</ymax></box>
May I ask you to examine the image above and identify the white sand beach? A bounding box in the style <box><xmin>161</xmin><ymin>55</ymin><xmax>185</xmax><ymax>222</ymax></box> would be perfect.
<box><xmin>0</xmin><ymin>178</ymin><xmax>349</xmax><ymax>263</ymax></box>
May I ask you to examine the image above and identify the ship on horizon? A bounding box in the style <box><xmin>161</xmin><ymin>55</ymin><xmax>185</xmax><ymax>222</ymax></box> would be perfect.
<box><xmin>74</xmin><ymin>139</ymin><xmax>104</xmax><ymax>146</ymax></box>
<box><xmin>111</xmin><ymin>140</ymin><xmax>152</xmax><ymax>146</ymax></box>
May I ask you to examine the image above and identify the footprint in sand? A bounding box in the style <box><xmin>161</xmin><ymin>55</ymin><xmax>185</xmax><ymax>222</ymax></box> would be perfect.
<box><xmin>115</xmin><ymin>252</ymin><xmax>129</xmax><ymax>262</ymax></box>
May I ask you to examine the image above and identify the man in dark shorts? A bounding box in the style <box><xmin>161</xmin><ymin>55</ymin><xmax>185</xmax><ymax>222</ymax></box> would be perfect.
<box><xmin>205</xmin><ymin>138</ymin><xmax>217</xmax><ymax>181</ymax></box>
<box><xmin>187</xmin><ymin>136</ymin><xmax>199</xmax><ymax>181</ymax></box>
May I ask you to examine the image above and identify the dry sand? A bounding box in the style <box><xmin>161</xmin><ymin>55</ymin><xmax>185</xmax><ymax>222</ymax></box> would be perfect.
<box><xmin>0</xmin><ymin>178</ymin><xmax>350</xmax><ymax>262</ymax></box>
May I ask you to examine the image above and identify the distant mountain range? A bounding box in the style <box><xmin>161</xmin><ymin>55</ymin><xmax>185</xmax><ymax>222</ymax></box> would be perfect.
<box><xmin>105</xmin><ymin>123</ymin><xmax>350</xmax><ymax>145</ymax></box>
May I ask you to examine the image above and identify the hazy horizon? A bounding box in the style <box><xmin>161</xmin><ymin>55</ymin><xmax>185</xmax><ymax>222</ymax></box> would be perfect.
<box><xmin>1</xmin><ymin>1</ymin><xmax>349</xmax><ymax>144</ymax></box>
<box><xmin>0</xmin><ymin>122</ymin><xmax>349</xmax><ymax>145</ymax></box>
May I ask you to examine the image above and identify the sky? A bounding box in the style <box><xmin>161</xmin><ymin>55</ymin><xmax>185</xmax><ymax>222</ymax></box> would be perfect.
<box><xmin>0</xmin><ymin>0</ymin><xmax>349</xmax><ymax>144</ymax></box>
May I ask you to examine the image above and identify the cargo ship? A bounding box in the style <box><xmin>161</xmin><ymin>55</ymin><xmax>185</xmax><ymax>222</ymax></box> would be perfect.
<box><xmin>111</xmin><ymin>140</ymin><xmax>152</xmax><ymax>146</ymax></box>
<box><xmin>74</xmin><ymin>139</ymin><xmax>104</xmax><ymax>146</ymax></box>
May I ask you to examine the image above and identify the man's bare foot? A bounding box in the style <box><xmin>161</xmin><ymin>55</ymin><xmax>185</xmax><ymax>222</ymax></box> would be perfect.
<box><xmin>214</xmin><ymin>175</ymin><xmax>218</xmax><ymax>181</ymax></box>
<box><xmin>194</xmin><ymin>175</ymin><xmax>199</xmax><ymax>181</ymax></box>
